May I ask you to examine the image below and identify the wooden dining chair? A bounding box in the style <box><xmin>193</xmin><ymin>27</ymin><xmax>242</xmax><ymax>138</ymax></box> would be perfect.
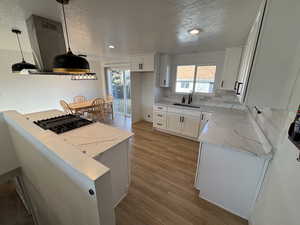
<box><xmin>60</xmin><ymin>100</ymin><xmax>73</xmax><ymax>114</ymax></box>
<box><xmin>89</xmin><ymin>98</ymin><xmax>105</xmax><ymax>121</ymax></box>
<box><xmin>73</xmin><ymin>95</ymin><xmax>86</xmax><ymax>103</ymax></box>
<box><xmin>104</xmin><ymin>95</ymin><xmax>114</xmax><ymax>120</ymax></box>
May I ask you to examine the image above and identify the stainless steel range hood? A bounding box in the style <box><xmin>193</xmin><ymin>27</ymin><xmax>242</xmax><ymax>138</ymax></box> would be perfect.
<box><xmin>26</xmin><ymin>15</ymin><xmax>66</xmax><ymax>72</ymax></box>
<box><xmin>24</xmin><ymin>14</ymin><xmax>97</xmax><ymax>80</ymax></box>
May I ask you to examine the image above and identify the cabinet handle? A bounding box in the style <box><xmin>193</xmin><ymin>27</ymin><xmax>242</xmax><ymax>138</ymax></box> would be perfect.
<box><xmin>179</xmin><ymin>116</ymin><xmax>182</xmax><ymax>122</ymax></box>
<box><xmin>221</xmin><ymin>80</ymin><xmax>224</xmax><ymax>87</ymax></box>
<box><xmin>182</xmin><ymin>116</ymin><xmax>184</xmax><ymax>123</ymax></box>
<box><xmin>157</xmin><ymin>123</ymin><xmax>162</xmax><ymax>126</ymax></box>
<box><xmin>236</xmin><ymin>82</ymin><xmax>243</xmax><ymax>95</ymax></box>
<box><xmin>158</xmin><ymin>107</ymin><xmax>162</xmax><ymax>110</ymax></box>
<box><xmin>234</xmin><ymin>81</ymin><xmax>238</xmax><ymax>90</ymax></box>
<box><xmin>157</xmin><ymin>114</ymin><xmax>163</xmax><ymax>117</ymax></box>
<box><xmin>139</xmin><ymin>63</ymin><xmax>143</xmax><ymax>70</ymax></box>
<box><xmin>163</xmin><ymin>80</ymin><xmax>166</xmax><ymax>85</ymax></box>
<box><xmin>201</xmin><ymin>114</ymin><xmax>204</xmax><ymax>120</ymax></box>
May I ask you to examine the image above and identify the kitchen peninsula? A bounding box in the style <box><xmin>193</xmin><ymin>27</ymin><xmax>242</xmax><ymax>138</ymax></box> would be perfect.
<box><xmin>2</xmin><ymin>109</ymin><xmax>133</xmax><ymax>225</ymax></box>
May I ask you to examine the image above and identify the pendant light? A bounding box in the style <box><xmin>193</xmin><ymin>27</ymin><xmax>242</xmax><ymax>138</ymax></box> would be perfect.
<box><xmin>53</xmin><ymin>0</ymin><xmax>90</xmax><ymax>74</ymax></box>
<box><xmin>11</xmin><ymin>29</ymin><xmax>37</xmax><ymax>73</ymax></box>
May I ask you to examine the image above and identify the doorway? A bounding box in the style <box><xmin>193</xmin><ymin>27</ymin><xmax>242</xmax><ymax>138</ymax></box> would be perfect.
<box><xmin>106</xmin><ymin>68</ymin><xmax>131</xmax><ymax>117</ymax></box>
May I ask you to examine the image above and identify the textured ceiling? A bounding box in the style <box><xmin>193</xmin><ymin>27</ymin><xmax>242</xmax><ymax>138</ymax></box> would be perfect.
<box><xmin>0</xmin><ymin>0</ymin><xmax>261</xmax><ymax>57</ymax></box>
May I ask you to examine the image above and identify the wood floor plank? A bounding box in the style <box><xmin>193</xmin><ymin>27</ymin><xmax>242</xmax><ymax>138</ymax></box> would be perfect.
<box><xmin>115</xmin><ymin>121</ymin><xmax>248</xmax><ymax>225</ymax></box>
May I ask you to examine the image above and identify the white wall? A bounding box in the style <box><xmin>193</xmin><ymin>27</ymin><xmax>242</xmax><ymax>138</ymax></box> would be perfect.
<box><xmin>130</xmin><ymin>73</ymin><xmax>142</xmax><ymax>123</ymax></box>
<box><xmin>0</xmin><ymin>49</ymin><xmax>102</xmax><ymax>114</ymax></box>
<box><xmin>0</xmin><ymin>112</ymin><xmax>19</xmax><ymax>176</ymax></box>
<box><xmin>249</xmin><ymin>107</ymin><xmax>300</xmax><ymax>225</ymax></box>
<box><xmin>140</xmin><ymin>72</ymin><xmax>155</xmax><ymax>122</ymax></box>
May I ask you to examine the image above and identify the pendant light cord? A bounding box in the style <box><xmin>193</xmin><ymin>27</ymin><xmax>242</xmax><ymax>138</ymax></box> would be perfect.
<box><xmin>62</xmin><ymin>3</ymin><xmax>71</xmax><ymax>52</ymax></box>
<box><xmin>15</xmin><ymin>33</ymin><xmax>25</xmax><ymax>61</ymax></box>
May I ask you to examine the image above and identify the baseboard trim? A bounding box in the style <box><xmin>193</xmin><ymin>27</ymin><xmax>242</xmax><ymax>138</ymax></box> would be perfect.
<box><xmin>154</xmin><ymin>127</ymin><xmax>200</xmax><ymax>142</ymax></box>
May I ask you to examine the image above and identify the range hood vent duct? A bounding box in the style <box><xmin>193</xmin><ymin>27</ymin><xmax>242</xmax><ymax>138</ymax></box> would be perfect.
<box><xmin>26</xmin><ymin>15</ymin><xmax>66</xmax><ymax>72</ymax></box>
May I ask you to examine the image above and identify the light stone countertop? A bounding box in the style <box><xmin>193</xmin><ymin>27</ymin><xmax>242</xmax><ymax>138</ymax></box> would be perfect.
<box><xmin>155</xmin><ymin>102</ymin><xmax>272</xmax><ymax>157</ymax></box>
<box><xmin>4</xmin><ymin>110</ymin><xmax>110</xmax><ymax>182</ymax></box>
<box><xmin>25</xmin><ymin>110</ymin><xmax>134</xmax><ymax>158</ymax></box>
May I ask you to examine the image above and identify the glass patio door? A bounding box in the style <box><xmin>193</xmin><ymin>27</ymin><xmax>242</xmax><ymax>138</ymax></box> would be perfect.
<box><xmin>106</xmin><ymin>68</ymin><xmax>131</xmax><ymax>117</ymax></box>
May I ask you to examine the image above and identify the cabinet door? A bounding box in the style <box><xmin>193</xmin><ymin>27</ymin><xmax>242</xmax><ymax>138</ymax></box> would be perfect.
<box><xmin>166</xmin><ymin>113</ymin><xmax>182</xmax><ymax>133</ymax></box>
<box><xmin>245</xmin><ymin>0</ymin><xmax>300</xmax><ymax>109</ymax></box>
<box><xmin>181</xmin><ymin>115</ymin><xmax>201</xmax><ymax>138</ymax></box>
<box><xmin>130</xmin><ymin>56</ymin><xmax>143</xmax><ymax>72</ymax></box>
<box><xmin>220</xmin><ymin>47</ymin><xmax>242</xmax><ymax>90</ymax></box>
<box><xmin>236</xmin><ymin>0</ymin><xmax>266</xmax><ymax>102</ymax></box>
<box><xmin>142</xmin><ymin>54</ymin><xmax>155</xmax><ymax>72</ymax></box>
<box><xmin>159</xmin><ymin>54</ymin><xmax>171</xmax><ymax>87</ymax></box>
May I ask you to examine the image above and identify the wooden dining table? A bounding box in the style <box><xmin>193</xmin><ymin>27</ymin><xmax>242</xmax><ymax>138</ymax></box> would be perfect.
<box><xmin>68</xmin><ymin>98</ymin><xmax>113</xmax><ymax>113</ymax></box>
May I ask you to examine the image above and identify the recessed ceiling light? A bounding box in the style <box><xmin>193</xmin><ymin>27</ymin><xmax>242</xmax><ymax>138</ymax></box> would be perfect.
<box><xmin>188</xmin><ymin>28</ymin><xmax>201</xmax><ymax>35</ymax></box>
<box><xmin>108</xmin><ymin>45</ymin><xmax>115</xmax><ymax>49</ymax></box>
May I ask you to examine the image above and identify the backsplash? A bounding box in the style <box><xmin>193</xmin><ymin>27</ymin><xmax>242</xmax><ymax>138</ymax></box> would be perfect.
<box><xmin>159</xmin><ymin>89</ymin><xmax>243</xmax><ymax>109</ymax></box>
<box><xmin>248</xmin><ymin>106</ymin><xmax>293</xmax><ymax>148</ymax></box>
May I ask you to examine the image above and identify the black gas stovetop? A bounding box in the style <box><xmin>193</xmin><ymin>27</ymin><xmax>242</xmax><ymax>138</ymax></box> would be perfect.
<box><xmin>34</xmin><ymin>114</ymin><xmax>93</xmax><ymax>134</ymax></box>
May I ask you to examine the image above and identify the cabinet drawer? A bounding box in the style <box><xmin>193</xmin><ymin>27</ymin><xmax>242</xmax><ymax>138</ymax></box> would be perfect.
<box><xmin>154</xmin><ymin>111</ymin><xmax>166</xmax><ymax>121</ymax></box>
<box><xmin>168</xmin><ymin>107</ymin><xmax>201</xmax><ymax>117</ymax></box>
<box><xmin>153</xmin><ymin>121</ymin><xmax>166</xmax><ymax>129</ymax></box>
<box><xmin>153</xmin><ymin>105</ymin><xmax>167</xmax><ymax>111</ymax></box>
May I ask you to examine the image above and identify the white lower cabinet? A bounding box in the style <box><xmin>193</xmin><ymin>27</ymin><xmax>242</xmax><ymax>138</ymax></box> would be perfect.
<box><xmin>153</xmin><ymin>106</ymin><xmax>207</xmax><ymax>139</ymax></box>
<box><xmin>166</xmin><ymin>112</ymin><xmax>182</xmax><ymax>133</ymax></box>
<box><xmin>153</xmin><ymin>110</ymin><xmax>167</xmax><ymax>129</ymax></box>
<box><xmin>195</xmin><ymin>142</ymin><xmax>270</xmax><ymax>220</ymax></box>
<box><xmin>178</xmin><ymin>115</ymin><xmax>201</xmax><ymax>138</ymax></box>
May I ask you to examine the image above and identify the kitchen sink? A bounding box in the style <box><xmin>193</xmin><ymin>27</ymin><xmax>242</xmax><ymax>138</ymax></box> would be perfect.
<box><xmin>173</xmin><ymin>103</ymin><xmax>200</xmax><ymax>108</ymax></box>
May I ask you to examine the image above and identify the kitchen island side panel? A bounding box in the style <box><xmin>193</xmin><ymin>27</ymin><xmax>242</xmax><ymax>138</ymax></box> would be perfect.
<box><xmin>94</xmin><ymin>140</ymin><xmax>131</xmax><ymax>207</ymax></box>
<box><xmin>197</xmin><ymin>142</ymin><xmax>269</xmax><ymax>220</ymax></box>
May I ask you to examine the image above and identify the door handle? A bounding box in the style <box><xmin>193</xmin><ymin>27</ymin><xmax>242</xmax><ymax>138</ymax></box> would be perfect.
<box><xmin>180</xmin><ymin>116</ymin><xmax>183</xmax><ymax>123</ymax></box>
<box><xmin>234</xmin><ymin>81</ymin><xmax>238</xmax><ymax>90</ymax></box>
<box><xmin>236</xmin><ymin>82</ymin><xmax>243</xmax><ymax>95</ymax></box>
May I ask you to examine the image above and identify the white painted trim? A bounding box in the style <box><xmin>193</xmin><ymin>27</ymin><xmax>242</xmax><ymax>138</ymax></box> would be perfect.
<box><xmin>113</xmin><ymin>192</ymin><xmax>128</xmax><ymax>208</ymax></box>
<box><xmin>199</xmin><ymin>195</ymin><xmax>248</xmax><ymax>220</ymax></box>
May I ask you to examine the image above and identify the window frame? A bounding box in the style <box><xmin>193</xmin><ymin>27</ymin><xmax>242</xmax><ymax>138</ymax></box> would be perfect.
<box><xmin>174</xmin><ymin>64</ymin><xmax>217</xmax><ymax>96</ymax></box>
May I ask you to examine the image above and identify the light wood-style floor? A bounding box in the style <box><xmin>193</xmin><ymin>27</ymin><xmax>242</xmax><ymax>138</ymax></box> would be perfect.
<box><xmin>115</xmin><ymin>121</ymin><xmax>248</xmax><ymax>225</ymax></box>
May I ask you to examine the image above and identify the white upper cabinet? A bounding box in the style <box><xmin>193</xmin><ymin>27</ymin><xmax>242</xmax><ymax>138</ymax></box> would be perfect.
<box><xmin>158</xmin><ymin>54</ymin><xmax>171</xmax><ymax>87</ymax></box>
<box><xmin>130</xmin><ymin>53</ymin><xmax>155</xmax><ymax>72</ymax></box>
<box><xmin>220</xmin><ymin>47</ymin><xmax>242</xmax><ymax>90</ymax></box>
<box><xmin>237</xmin><ymin>0</ymin><xmax>300</xmax><ymax>109</ymax></box>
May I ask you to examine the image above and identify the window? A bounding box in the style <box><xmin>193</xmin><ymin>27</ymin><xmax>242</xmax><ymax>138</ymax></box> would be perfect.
<box><xmin>175</xmin><ymin>65</ymin><xmax>216</xmax><ymax>94</ymax></box>
<box><xmin>180</xmin><ymin>81</ymin><xmax>190</xmax><ymax>89</ymax></box>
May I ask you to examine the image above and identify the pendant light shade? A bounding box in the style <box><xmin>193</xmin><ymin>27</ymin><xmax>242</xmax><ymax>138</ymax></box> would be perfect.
<box><xmin>12</xmin><ymin>60</ymin><xmax>37</xmax><ymax>73</ymax></box>
<box><xmin>11</xmin><ymin>29</ymin><xmax>37</xmax><ymax>73</ymax></box>
<box><xmin>53</xmin><ymin>0</ymin><xmax>90</xmax><ymax>74</ymax></box>
<box><xmin>53</xmin><ymin>50</ymin><xmax>90</xmax><ymax>73</ymax></box>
